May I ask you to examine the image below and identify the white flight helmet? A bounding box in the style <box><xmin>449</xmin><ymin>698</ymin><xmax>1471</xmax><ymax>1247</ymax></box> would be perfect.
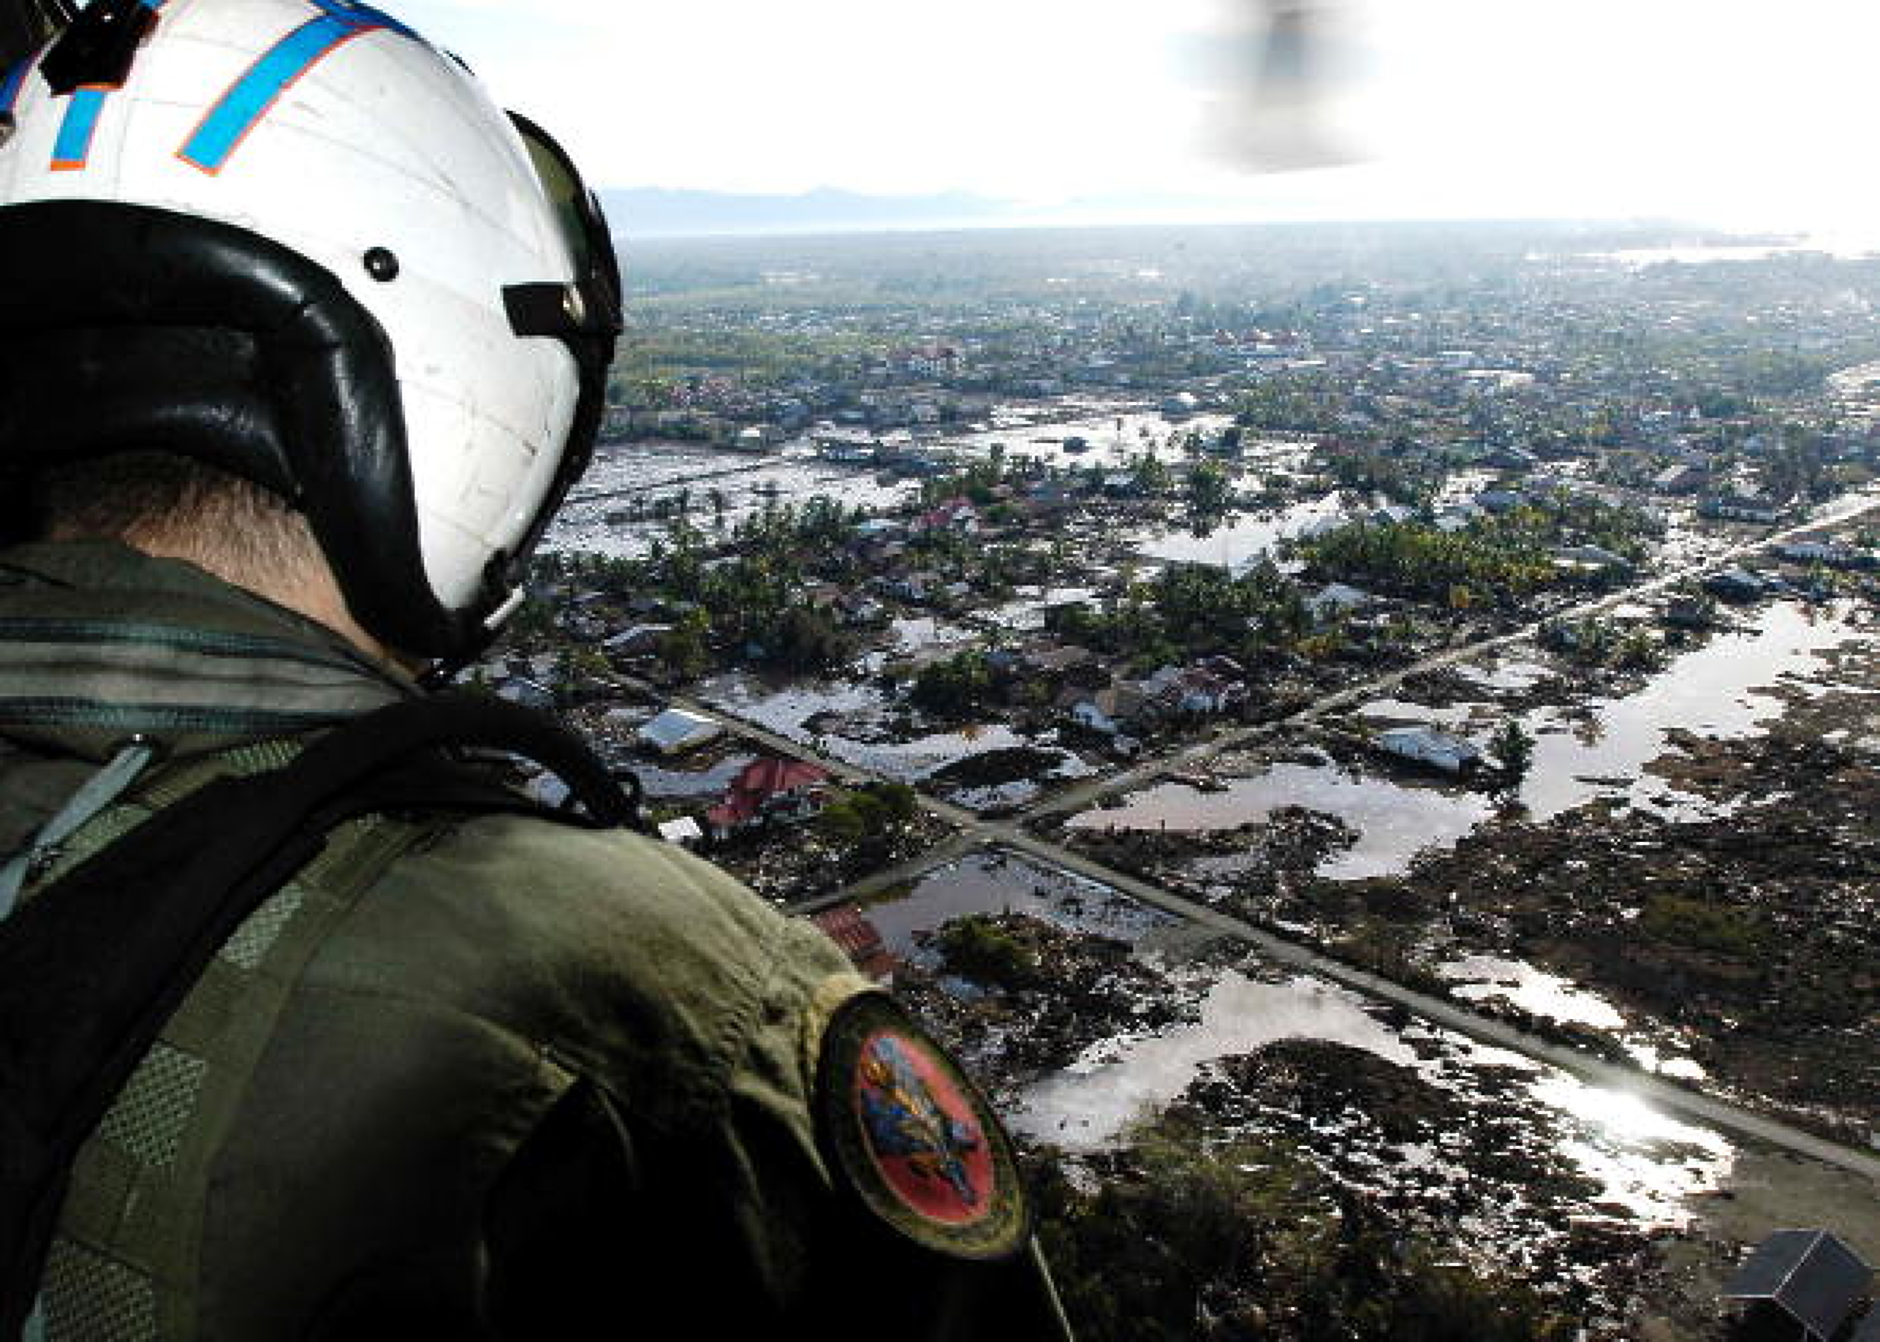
<box><xmin>0</xmin><ymin>0</ymin><xmax>622</xmax><ymax>663</ymax></box>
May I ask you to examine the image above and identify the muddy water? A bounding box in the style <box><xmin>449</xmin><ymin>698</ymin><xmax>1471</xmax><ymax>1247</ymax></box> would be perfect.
<box><xmin>547</xmin><ymin>445</ymin><xmax>913</xmax><ymax>558</ymax></box>
<box><xmin>1134</xmin><ymin>491</ymin><xmax>1347</xmax><ymax>571</ymax></box>
<box><xmin>1517</xmin><ymin>600</ymin><xmax>1865</xmax><ymax>820</ymax></box>
<box><xmin>1073</xmin><ymin>600</ymin><xmax>1865</xmax><ymax>881</ymax></box>
<box><xmin>865</xmin><ymin>851</ymin><xmax>1176</xmax><ymax>955</ymax></box>
<box><xmin>1067</xmin><ymin>763</ymin><xmax>1495</xmax><ymax>881</ymax></box>
<box><xmin>1014</xmin><ymin>964</ymin><xmax>1735</xmax><ymax>1229</ymax></box>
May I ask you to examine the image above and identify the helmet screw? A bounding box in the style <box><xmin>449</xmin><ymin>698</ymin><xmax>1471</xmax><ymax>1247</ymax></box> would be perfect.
<box><xmin>561</xmin><ymin>285</ymin><xmax>587</xmax><ymax>325</ymax></box>
<box><xmin>0</xmin><ymin>112</ymin><xmax>15</xmax><ymax>149</ymax></box>
<box><xmin>363</xmin><ymin>247</ymin><xmax>400</xmax><ymax>282</ymax></box>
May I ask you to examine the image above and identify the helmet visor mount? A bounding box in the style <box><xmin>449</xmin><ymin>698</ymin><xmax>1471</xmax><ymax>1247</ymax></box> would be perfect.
<box><xmin>470</xmin><ymin>112</ymin><xmax>622</xmax><ymax>652</ymax></box>
<box><xmin>501</xmin><ymin>113</ymin><xmax>622</xmax><ymax>346</ymax></box>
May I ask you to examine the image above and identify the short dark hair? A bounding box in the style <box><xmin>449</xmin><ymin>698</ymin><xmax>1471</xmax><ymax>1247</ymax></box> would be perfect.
<box><xmin>30</xmin><ymin>452</ymin><xmax>326</xmax><ymax>583</ymax></box>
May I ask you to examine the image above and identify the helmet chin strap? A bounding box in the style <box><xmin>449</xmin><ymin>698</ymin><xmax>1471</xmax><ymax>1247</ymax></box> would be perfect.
<box><xmin>482</xmin><ymin>586</ymin><xmax>527</xmax><ymax>631</ymax></box>
<box><xmin>413</xmin><ymin>583</ymin><xmax>525</xmax><ymax>690</ymax></box>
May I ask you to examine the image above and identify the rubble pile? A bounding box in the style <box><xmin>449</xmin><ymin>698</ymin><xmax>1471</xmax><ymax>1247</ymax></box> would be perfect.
<box><xmin>893</xmin><ymin>913</ymin><xmax>1184</xmax><ymax>1094</ymax></box>
<box><xmin>1373</xmin><ymin>731</ymin><xmax>1879</xmax><ymax>1132</ymax></box>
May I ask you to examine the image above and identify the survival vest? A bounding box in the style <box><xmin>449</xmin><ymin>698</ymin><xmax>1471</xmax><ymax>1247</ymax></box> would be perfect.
<box><xmin>0</xmin><ymin>694</ymin><xmax>639</xmax><ymax>1337</ymax></box>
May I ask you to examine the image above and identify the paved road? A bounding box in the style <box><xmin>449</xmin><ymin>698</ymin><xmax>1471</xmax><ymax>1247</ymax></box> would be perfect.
<box><xmin>999</xmin><ymin>831</ymin><xmax>1880</xmax><ymax>1181</ymax></box>
<box><xmin>661</xmin><ymin>493</ymin><xmax>1880</xmax><ymax>1179</ymax></box>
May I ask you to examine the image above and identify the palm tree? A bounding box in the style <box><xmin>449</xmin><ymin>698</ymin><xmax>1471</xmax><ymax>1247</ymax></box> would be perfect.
<box><xmin>1489</xmin><ymin>719</ymin><xmax>1535</xmax><ymax>795</ymax></box>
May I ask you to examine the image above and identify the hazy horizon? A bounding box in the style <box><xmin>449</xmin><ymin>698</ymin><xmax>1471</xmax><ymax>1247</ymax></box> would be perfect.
<box><xmin>399</xmin><ymin>0</ymin><xmax>1880</xmax><ymax>242</ymax></box>
<box><xmin>595</xmin><ymin>184</ymin><xmax>1857</xmax><ymax>244</ymax></box>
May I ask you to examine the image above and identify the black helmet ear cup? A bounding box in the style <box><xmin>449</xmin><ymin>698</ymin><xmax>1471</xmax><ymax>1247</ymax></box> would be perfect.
<box><xmin>0</xmin><ymin>200</ymin><xmax>485</xmax><ymax>658</ymax></box>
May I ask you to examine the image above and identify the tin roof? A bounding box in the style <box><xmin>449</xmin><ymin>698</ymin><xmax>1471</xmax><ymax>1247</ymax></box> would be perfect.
<box><xmin>637</xmin><ymin>708</ymin><xmax>722</xmax><ymax>753</ymax></box>
<box><xmin>1723</xmin><ymin>1229</ymin><xmax>1872</xmax><ymax>1341</ymax></box>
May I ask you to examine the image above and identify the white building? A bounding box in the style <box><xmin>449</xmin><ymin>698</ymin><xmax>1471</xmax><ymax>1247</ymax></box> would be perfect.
<box><xmin>1375</xmin><ymin>726</ymin><xmax>1482</xmax><ymax>775</ymax></box>
<box><xmin>637</xmin><ymin>708</ymin><xmax>724</xmax><ymax>756</ymax></box>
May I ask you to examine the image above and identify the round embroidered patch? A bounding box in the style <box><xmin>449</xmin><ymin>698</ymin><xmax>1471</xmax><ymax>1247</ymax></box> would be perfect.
<box><xmin>815</xmin><ymin>992</ymin><xmax>1030</xmax><ymax>1260</ymax></box>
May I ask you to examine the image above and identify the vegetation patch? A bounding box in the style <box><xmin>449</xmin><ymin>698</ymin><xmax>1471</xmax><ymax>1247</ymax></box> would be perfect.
<box><xmin>1637</xmin><ymin>894</ymin><xmax>1772</xmax><ymax>959</ymax></box>
<box><xmin>931</xmin><ymin>914</ymin><xmax>1043</xmax><ymax>990</ymax></box>
<box><xmin>927</xmin><ymin>745</ymin><xmax>1063</xmax><ymax>790</ymax></box>
<box><xmin>1026</xmin><ymin>1109</ymin><xmax>1576</xmax><ymax>1342</ymax></box>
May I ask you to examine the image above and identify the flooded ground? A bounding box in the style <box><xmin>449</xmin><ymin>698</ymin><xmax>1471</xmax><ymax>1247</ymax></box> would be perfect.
<box><xmin>943</xmin><ymin>405</ymin><xmax>1236</xmax><ymax>471</ymax></box>
<box><xmin>877</xmin><ymin>855</ymin><xmax>1734</xmax><ymax>1236</ymax></box>
<box><xmin>863</xmin><ymin>849</ymin><xmax>1177</xmax><ymax>955</ymax></box>
<box><xmin>1440</xmin><ymin>953</ymin><xmax>1625</xmax><ymax>1031</ymax></box>
<box><xmin>856</xmin><ymin>852</ymin><xmax>1868</xmax><ymax>1336</ymax></box>
<box><xmin>1064</xmin><ymin>598</ymin><xmax>1871</xmax><ymax>884</ymax></box>
<box><xmin>884</xmin><ymin>615</ymin><xmax>979</xmax><ymax>653</ymax></box>
<box><xmin>546</xmin><ymin>400</ymin><xmax>1254</xmax><ymax>559</ymax></box>
<box><xmin>1517</xmin><ymin>601</ymin><xmax>1868</xmax><ymax>820</ymax></box>
<box><xmin>548</xmin><ymin>444</ymin><xmax>912</xmax><ymax>558</ymax></box>
<box><xmin>698</xmin><ymin>671</ymin><xmax>1100</xmax><ymax>806</ymax></box>
<box><xmin>976</xmin><ymin>586</ymin><xmax>1099</xmax><ymax>635</ymax></box>
<box><xmin>1438</xmin><ymin>955</ymin><xmax>1708</xmax><ymax>1080</ymax></box>
<box><xmin>1046</xmin><ymin>589</ymin><xmax>1877</xmax><ymax>1138</ymax></box>
<box><xmin>1013</xmin><ymin>960</ymin><xmax>1732</xmax><ymax>1233</ymax></box>
<box><xmin>630</xmin><ymin>751</ymin><xmax>758</xmax><ymax>802</ymax></box>
<box><xmin>1069</xmin><ymin>762</ymin><xmax>1495</xmax><ymax>882</ymax></box>
<box><xmin>1133</xmin><ymin>491</ymin><xmax>1346</xmax><ymax>572</ymax></box>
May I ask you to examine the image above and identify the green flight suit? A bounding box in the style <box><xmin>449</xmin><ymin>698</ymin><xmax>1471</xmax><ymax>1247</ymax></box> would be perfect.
<box><xmin>0</xmin><ymin>541</ymin><xmax>1064</xmax><ymax>1340</ymax></box>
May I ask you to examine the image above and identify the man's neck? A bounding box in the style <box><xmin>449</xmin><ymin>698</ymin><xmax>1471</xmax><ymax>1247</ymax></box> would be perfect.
<box><xmin>58</xmin><ymin>529</ymin><xmax>413</xmax><ymax>673</ymax></box>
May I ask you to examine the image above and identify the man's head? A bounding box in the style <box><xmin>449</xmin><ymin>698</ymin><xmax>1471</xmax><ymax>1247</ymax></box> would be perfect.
<box><xmin>0</xmin><ymin>0</ymin><xmax>621</xmax><ymax>670</ymax></box>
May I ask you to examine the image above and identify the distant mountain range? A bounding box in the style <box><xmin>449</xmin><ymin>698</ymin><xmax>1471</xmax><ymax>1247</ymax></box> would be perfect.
<box><xmin>594</xmin><ymin>187</ymin><xmax>1722</xmax><ymax>243</ymax></box>
<box><xmin>593</xmin><ymin>186</ymin><xmax>1317</xmax><ymax>239</ymax></box>
<box><xmin>598</xmin><ymin>187</ymin><xmax>1023</xmax><ymax>238</ymax></box>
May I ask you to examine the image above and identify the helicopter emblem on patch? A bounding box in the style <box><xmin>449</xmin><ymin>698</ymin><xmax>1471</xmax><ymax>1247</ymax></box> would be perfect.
<box><xmin>816</xmin><ymin>992</ymin><xmax>1029</xmax><ymax>1260</ymax></box>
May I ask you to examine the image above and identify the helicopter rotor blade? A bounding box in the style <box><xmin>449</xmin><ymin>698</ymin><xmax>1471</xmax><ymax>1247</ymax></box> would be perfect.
<box><xmin>1208</xmin><ymin>0</ymin><xmax>1366</xmax><ymax>174</ymax></box>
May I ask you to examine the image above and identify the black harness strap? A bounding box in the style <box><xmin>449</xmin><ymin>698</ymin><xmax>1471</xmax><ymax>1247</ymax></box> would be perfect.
<box><xmin>0</xmin><ymin>693</ymin><xmax>636</xmax><ymax>1330</ymax></box>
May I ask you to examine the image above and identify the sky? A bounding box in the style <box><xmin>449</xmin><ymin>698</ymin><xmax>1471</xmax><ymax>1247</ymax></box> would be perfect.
<box><xmin>393</xmin><ymin>0</ymin><xmax>1880</xmax><ymax>235</ymax></box>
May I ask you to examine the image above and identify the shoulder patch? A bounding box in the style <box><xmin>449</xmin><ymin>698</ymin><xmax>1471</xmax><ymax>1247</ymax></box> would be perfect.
<box><xmin>814</xmin><ymin>992</ymin><xmax>1030</xmax><ymax>1261</ymax></box>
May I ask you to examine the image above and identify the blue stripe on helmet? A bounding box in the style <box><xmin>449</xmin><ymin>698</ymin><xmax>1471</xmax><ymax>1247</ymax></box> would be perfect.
<box><xmin>305</xmin><ymin>0</ymin><xmax>415</xmax><ymax>40</ymax></box>
<box><xmin>50</xmin><ymin>87</ymin><xmax>109</xmax><ymax>169</ymax></box>
<box><xmin>177</xmin><ymin>7</ymin><xmax>416</xmax><ymax>173</ymax></box>
<box><xmin>0</xmin><ymin>56</ymin><xmax>31</xmax><ymax>115</ymax></box>
<box><xmin>27</xmin><ymin>0</ymin><xmax>168</xmax><ymax>171</ymax></box>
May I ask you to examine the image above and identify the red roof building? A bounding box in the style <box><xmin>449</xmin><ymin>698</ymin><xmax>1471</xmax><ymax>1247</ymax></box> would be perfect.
<box><xmin>810</xmin><ymin>905</ymin><xmax>895</xmax><ymax>983</ymax></box>
<box><xmin>706</xmin><ymin>757</ymin><xmax>831</xmax><ymax>835</ymax></box>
